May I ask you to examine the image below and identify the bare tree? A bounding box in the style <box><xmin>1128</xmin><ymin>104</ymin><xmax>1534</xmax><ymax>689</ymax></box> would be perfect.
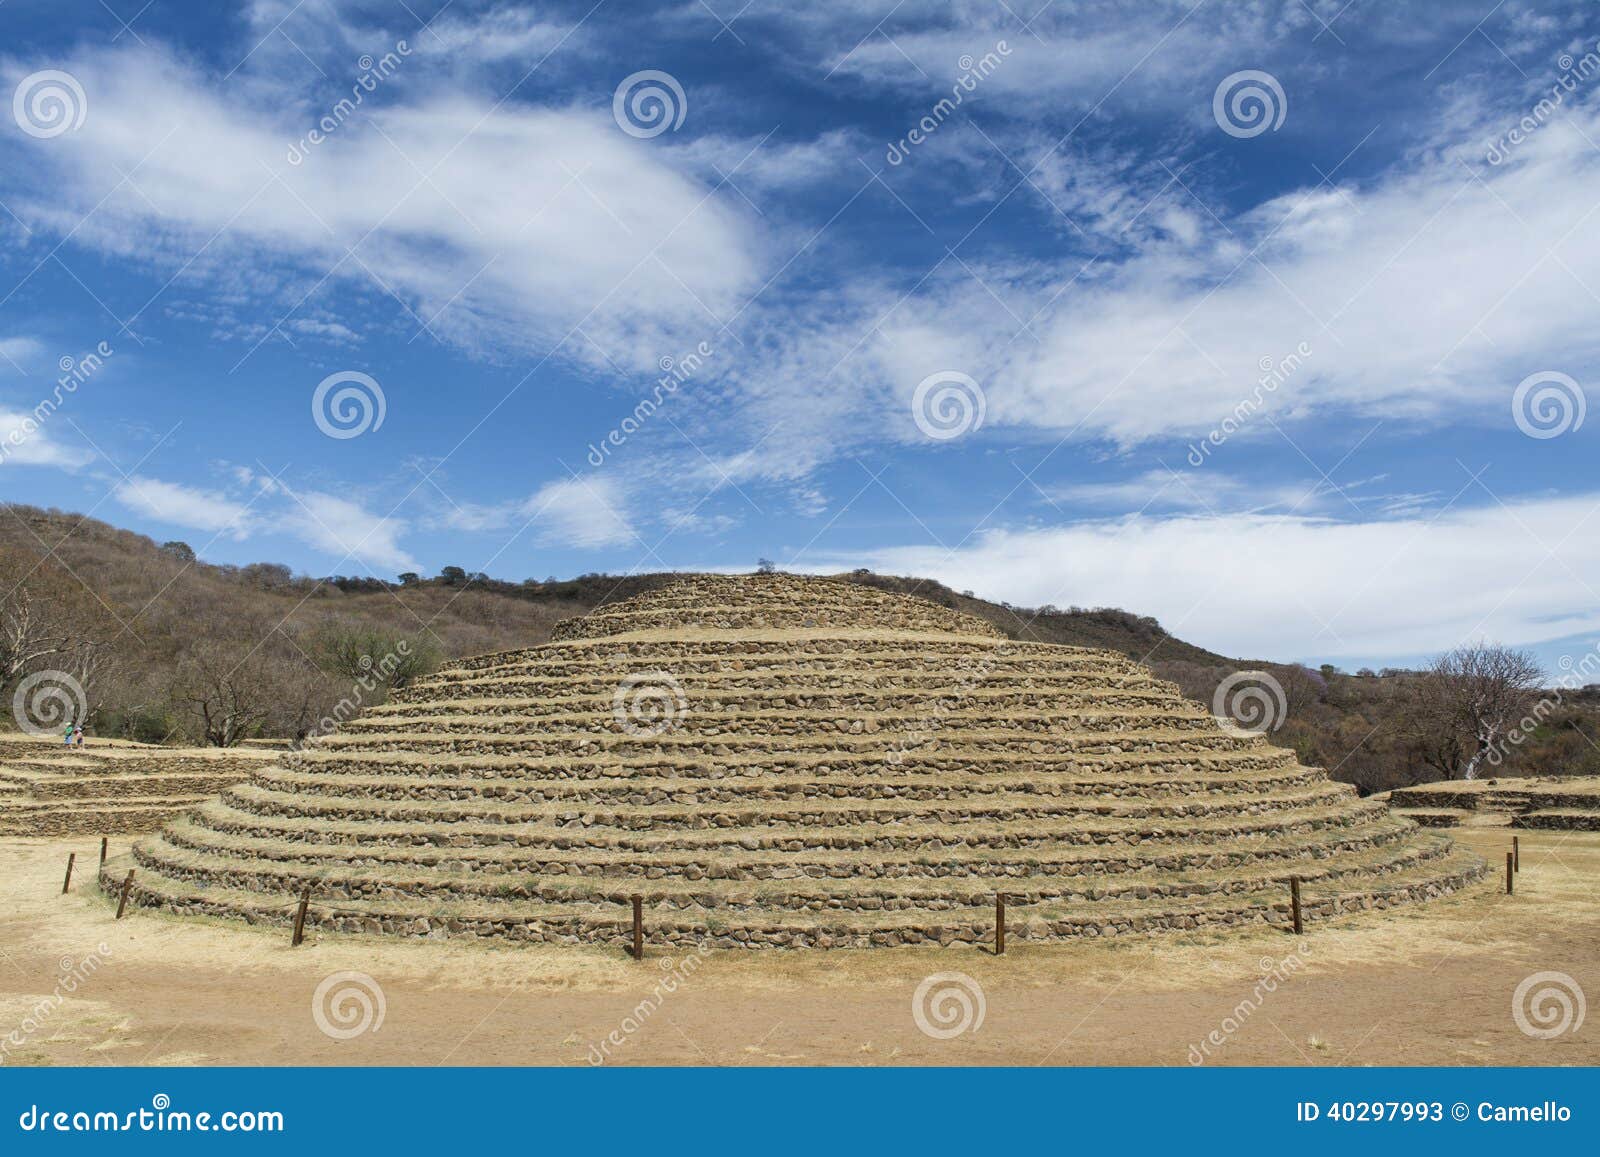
<box><xmin>170</xmin><ymin>639</ymin><xmax>278</xmax><ymax>747</ymax></box>
<box><xmin>1405</xmin><ymin>642</ymin><xmax>1544</xmax><ymax>780</ymax></box>
<box><xmin>0</xmin><ymin>550</ymin><xmax>118</xmax><ymax>720</ymax></box>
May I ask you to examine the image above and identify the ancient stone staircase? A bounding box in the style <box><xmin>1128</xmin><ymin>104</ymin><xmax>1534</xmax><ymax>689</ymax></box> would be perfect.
<box><xmin>1388</xmin><ymin>776</ymin><xmax>1600</xmax><ymax>832</ymax></box>
<box><xmin>107</xmin><ymin>574</ymin><xmax>1486</xmax><ymax>948</ymax></box>
<box><xmin>0</xmin><ymin>743</ymin><xmax>275</xmax><ymax>836</ymax></box>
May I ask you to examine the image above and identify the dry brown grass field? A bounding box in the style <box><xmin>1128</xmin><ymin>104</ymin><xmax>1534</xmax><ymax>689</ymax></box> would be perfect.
<box><xmin>4</xmin><ymin>578</ymin><xmax>1593</xmax><ymax>1069</ymax></box>
<box><xmin>1</xmin><ymin>824</ymin><xmax>1594</xmax><ymax>1067</ymax></box>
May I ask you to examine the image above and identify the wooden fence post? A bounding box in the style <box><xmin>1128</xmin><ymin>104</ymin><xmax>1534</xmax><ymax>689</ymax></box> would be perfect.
<box><xmin>61</xmin><ymin>853</ymin><xmax>75</xmax><ymax>894</ymax></box>
<box><xmin>995</xmin><ymin>893</ymin><xmax>1006</xmax><ymax>955</ymax></box>
<box><xmin>1290</xmin><ymin>876</ymin><xmax>1303</xmax><ymax>935</ymax></box>
<box><xmin>1505</xmin><ymin>852</ymin><xmax>1514</xmax><ymax>895</ymax></box>
<box><xmin>115</xmin><ymin>870</ymin><xmax>135</xmax><ymax>919</ymax></box>
<box><xmin>1513</xmin><ymin>835</ymin><xmax>1520</xmax><ymax>873</ymax></box>
<box><xmin>291</xmin><ymin>886</ymin><xmax>311</xmax><ymax>947</ymax></box>
<box><xmin>99</xmin><ymin>837</ymin><xmax>108</xmax><ymax>865</ymax></box>
<box><xmin>631</xmin><ymin>894</ymin><xmax>643</xmax><ymax>960</ymax></box>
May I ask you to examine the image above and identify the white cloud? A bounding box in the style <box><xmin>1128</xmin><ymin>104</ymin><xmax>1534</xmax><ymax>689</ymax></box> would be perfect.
<box><xmin>818</xmin><ymin>493</ymin><xmax>1600</xmax><ymax>662</ymax></box>
<box><xmin>275</xmin><ymin>488</ymin><xmax>418</xmax><ymax>573</ymax></box>
<box><xmin>437</xmin><ymin>473</ymin><xmax>637</xmax><ymax>549</ymax></box>
<box><xmin>0</xmin><ymin>407</ymin><xmax>94</xmax><ymax>469</ymax></box>
<box><xmin>109</xmin><ymin>469</ymin><xmax>417</xmax><ymax>572</ymax></box>
<box><xmin>525</xmin><ymin>476</ymin><xmax>636</xmax><ymax>549</ymax></box>
<box><xmin>421</xmin><ymin>6</ymin><xmax>573</xmax><ymax>63</ymax></box>
<box><xmin>113</xmin><ymin>475</ymin><xmax>253</xmax><ymax>537</ymax></box>
<box><xmin>710</xmin><ymin>90</ymin><xmax>1600</xmax><ymax>477</ymax></box>
<box><xmin>3</xmin><ymin>45</ymin><xmax>760</xmax><ymax>370</ymax></box>
<box><xmin>1049</xmin><ymin>469</ymin><xmax>1328</xmax><ymax>514</ymax></box>
<box><xmin>0</xmin><ymin>337</ymin><xmax>43</xmax><ymax>371</ymax></box>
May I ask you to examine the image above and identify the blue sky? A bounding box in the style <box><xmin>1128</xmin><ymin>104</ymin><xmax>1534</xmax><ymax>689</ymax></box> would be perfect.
<box><xmin>1</xmin><ymin>0</ymin><xmax>1598</xmax><ymax>672</ymax></box>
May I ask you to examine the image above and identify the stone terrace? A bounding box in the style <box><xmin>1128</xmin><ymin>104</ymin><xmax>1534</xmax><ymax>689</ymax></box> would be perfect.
<box><xmin>1386</xmin><ymin>776</ymin><xmax>1600</xmax><ymax>831</ymax></box>
<box><xmin>107</xmin><ymin>574</ymin><xmax>1486</xmax><ymax>948</ymax></box>
<box><xmin>0</xmin><ymin>740</ymin><xmax>275</xmax><ymax>836</ymax></box>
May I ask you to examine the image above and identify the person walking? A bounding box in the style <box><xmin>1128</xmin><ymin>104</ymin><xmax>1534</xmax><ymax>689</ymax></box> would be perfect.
<box><xmin>63</xmin><ymin>723</ymin><xmax>76</xmax><ymax>746</ymax></box>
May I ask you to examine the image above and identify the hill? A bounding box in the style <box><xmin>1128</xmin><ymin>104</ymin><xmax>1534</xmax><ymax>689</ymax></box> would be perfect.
<box><xmin>4</xmin><ymin>503</ymin><xmax>1597</xmax><ymax>793</ymax></box>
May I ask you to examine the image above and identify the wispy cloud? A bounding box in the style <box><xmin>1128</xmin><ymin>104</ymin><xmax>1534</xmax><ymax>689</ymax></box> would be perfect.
<box><xmin>113</xmin><ymin>475</ymin><xmax>253</xmax><ymax>537</ymax></box>
<box><xmin>823</xmin><ymin>492</ymin><xmax>1600</xmax><ymax>661</ymax></box>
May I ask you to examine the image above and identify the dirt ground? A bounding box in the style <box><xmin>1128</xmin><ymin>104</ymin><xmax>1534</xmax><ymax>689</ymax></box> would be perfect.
<box><xmin>0</xmin><ymin>827</ymin><xmax>1594</xmax><ymax>1067</ymax></box>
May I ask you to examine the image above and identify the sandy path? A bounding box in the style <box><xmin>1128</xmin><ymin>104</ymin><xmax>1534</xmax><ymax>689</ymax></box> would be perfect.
<box><xmin>0</xmin><ymin>828</ymin><xmax>1594</xmax><ymax>1066</ymax></box>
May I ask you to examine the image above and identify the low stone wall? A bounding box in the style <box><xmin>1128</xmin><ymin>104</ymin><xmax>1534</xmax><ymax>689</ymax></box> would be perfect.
<box><xmin>100</xmin><ymin>851</ymin><xmax>1486</xmax><ymax>949</ymax></box>
<box><xmin>1514</xmin><ymin>810</ymin><xmax>1600</xmax><ymax>831</ymax></box>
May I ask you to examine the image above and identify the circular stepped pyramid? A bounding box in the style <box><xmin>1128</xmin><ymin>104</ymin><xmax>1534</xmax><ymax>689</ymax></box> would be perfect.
<box><xmin>107</xmin><ymin>574</ymin><xmax>1485</xmax><ymax>948</ymax></box>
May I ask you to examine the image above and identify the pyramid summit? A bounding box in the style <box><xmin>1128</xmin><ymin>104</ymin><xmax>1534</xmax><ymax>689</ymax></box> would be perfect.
<box><xmin>111</xmin><ymin>573</ymin><xmax>1485</xmax><ymax>948</ymax></box>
